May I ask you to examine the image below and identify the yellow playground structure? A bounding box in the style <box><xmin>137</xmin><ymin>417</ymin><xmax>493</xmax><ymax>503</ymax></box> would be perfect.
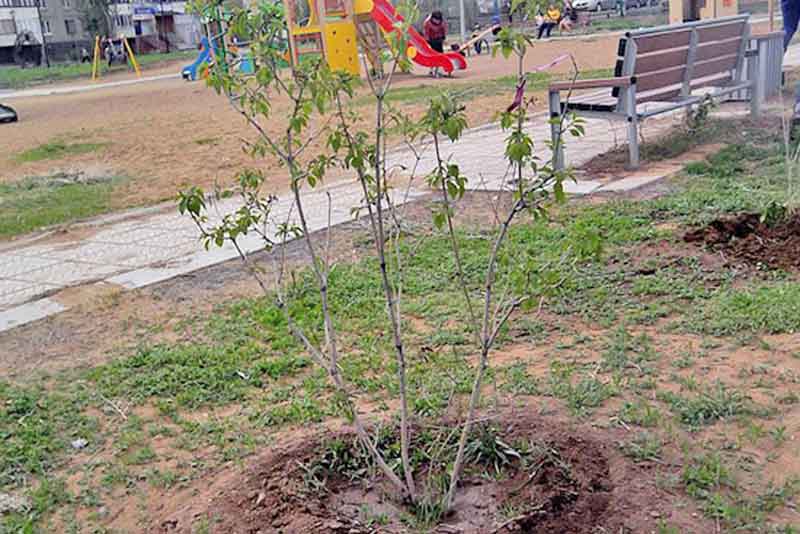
<box><xmin>282</xmin><ymin>0</ymin><xmax>468</xmax><ymax>77</ymax></box>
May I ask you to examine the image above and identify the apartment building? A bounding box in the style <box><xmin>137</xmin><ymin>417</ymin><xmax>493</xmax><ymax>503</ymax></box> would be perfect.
<box><xmin>0</xmin><ymin>0</ymin><xmax>46</xmax><ymax>63</ymax></box>
<box><xmin>0</xmin><ymin>0</ymin><xmax>199</xmax><ymax>64</ymax></box>
<box><xmin>41</xmin><ymin>0</ymin><xmax>92</xmax><ymax>59</ymax></box>
<box><xmin>109</xmin><ymin>0</ymin><xmax>202</xmax><ymax>51</ymax></box>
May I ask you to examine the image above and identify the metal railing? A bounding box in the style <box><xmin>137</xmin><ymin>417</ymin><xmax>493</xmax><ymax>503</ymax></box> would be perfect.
<box><xmin>732</xmin><ymin>31</ymin><xmax>784</xmax><ymax>103</ymax></box>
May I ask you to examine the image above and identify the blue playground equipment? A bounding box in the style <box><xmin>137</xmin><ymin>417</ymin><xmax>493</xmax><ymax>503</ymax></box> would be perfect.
<box><xmin>181</xmin><ymin>37</ymin><xmax>217</xmax><ymax>81</ymax></box>
<box><xmin>0</xmin><ymin>103</ymin><xmax>17</xmax><ymax>124</ymax></box>
<box><xmin>238</xmin><ymin>50</ymin><xmax>255</xmax><ymax>74</ymax></box>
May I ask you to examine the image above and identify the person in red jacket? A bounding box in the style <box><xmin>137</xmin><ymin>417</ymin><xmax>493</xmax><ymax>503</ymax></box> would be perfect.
<box><xmin>423</xmin><ymin>10</ymin><xmax>447</xmax><ymax>77</ymax></box>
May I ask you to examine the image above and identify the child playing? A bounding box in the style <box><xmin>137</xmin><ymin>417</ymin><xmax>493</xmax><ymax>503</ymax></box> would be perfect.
<box><xmin>423</xmin><ymin>10</ymin><xmax>447</xmax><ymax>77</ymax></box>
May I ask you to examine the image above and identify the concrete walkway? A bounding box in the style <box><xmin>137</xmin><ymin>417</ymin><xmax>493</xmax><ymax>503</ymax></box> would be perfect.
<box><xmin>0</xmin><ymin>108</ymin><xmax>687</xmax><ymax>332</ymax></box>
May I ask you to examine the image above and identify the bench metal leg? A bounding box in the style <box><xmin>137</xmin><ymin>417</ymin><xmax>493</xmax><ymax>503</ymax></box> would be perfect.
<box><xmin>624</xmin><ymin>86</ymin><xmax>640</xmax><ymax>169</ymax></box>
<box><xmin>750</xmin><ymin>52</ymin><xmax>762</xmax><ymax>118</ymax></box>
<box><xmin>627</xmin><ymin>117</ymin><xmax>640</xmax><ymax>169</ymax></box>
<box><xmin>548</xmin><ymin>90</ymin><xmax>565</xmax><ymax>171</ymax></box>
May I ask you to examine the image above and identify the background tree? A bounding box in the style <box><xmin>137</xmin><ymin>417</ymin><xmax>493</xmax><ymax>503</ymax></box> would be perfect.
<box><xmin>80</xmin><ymin>0</ymin><xmax>114</xmax><ymax>37</ymax></box>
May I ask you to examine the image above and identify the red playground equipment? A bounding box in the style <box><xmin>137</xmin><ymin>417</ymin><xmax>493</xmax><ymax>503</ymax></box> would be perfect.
<box><xmin>282</xmin><ymin>0</ymin><xmax>468</xmax><ymax>76</ymax></box>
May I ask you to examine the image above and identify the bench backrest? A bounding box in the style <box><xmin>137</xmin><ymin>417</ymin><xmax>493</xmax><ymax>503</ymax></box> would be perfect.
<box><xmin>612</xmin><ymin>15</ymin><xmax>750</xmax><ymax>110</ymax></box>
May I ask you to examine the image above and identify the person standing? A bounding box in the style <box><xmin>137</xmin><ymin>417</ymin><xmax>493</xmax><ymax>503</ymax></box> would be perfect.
<box><xmin>783</xmin><ymin>0</ymin><xmax>799</xmax><ymax>51</ymax></box>
<box><xmin>423</xmin><ymin>10</ymin><xmax>447</xmax><ymax>77</ymax></box>
<box><xmin>104</xmin><ymin>38</ymin><xmax>114</xmax><ymax>67</ymax></box>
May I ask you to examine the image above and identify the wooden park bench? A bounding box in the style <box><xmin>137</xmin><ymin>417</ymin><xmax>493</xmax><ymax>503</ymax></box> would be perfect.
<box><xmin>548</xmin><ymin>15</ymin><xmax>762</xmax><ymax>169</ymax></box>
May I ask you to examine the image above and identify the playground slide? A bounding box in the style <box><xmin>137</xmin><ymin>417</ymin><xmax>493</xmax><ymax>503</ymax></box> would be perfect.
<box><xmin>0</xmin><ymin>103</ymin><xmax>17</xmax><ymax>124</ymax></box>
<box><xmin>182</xmin><ymin>37</ymin><xmax>215</xmax><ymax>81</ymax></box>
<box><xmin>370</xmin><ymin>0</ymin><xmax>467</xmax><ymax>75</ymax></box>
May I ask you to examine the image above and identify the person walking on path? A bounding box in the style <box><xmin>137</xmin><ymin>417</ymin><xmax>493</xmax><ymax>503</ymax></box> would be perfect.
<box><xmin>423</xmin><ymin>10</ymin><xmax>448</xmax><ymax>77</ymax></box>
<box><xmin>537</xmin><ymin>4</ymin><xmax>560</xmax><ymax>39</ymax></box>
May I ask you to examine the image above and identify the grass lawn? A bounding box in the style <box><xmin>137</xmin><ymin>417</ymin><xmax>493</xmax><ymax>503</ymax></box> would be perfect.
<box><xmin>0</xmin><ymin>50</ymin><xmax>196</xmax><ymax>90</ymax></box>
<box><xmin>2</xmin><ymin>118</ymin><xmax>800</xmax><ymax>532</ymax></box>
<box><xmin>13</xmin><ymin>141</ymin><xmax>108</xmax><ymax>164</ymax></box>
<box><xmin>358</xmin><ymin>67</ymin><xmax>614</xmax><ymax>106</ymax></box>
<box><xmin>0</xmin><ymin>175</ymin><xmax>118</xmax><ymax>238</ymax></box>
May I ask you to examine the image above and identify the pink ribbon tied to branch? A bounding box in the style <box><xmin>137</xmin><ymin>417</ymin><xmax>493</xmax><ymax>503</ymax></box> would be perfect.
<box><xmin>506</xmin><ymin>54</ymin><xmax>573</xmax><ymax>113</ymax></box>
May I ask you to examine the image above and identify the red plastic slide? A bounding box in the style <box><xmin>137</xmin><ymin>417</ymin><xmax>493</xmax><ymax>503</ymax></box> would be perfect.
<box><xmin>370</xmin><ymin>0</ymin><xmax>467</xmax><ymax>75</ymax></box>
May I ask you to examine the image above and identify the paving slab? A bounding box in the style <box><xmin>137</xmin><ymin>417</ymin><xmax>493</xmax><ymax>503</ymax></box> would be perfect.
<box><xmin>0</xmin><ymin>299</ymin><xmax>66</xmax><ymax>332</ymax></box>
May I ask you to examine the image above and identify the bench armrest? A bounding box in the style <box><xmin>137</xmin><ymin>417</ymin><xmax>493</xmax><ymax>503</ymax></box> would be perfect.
<box><xmin>549</xmin><ymin>76</ymin><xmax>633</xmax><ymax>92</ymax></box>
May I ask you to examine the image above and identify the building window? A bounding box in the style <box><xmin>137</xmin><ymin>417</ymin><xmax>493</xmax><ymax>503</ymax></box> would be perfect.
<box><xmin>64</xmin><ymin>18</ymin><xmax>76</xmax><ymax>34</ymax></box>
<box><xmin>39</xmin><ymin>0</ymin><xmax>47</xmax><ymax>7</ymax></box>
<box><xmin>62</xmin><ymin>0</ymin><xmax>69</xmax><ymax>6</ymax></box>
<box><xmin>43</xmin><ymin>20</ymin><xmax>52</xmax><ymax>34</ymax></box>
<box><xmin>0</xmin><ymin>19</ymin><xmax>15</xmax><ymax>35</ymax></box>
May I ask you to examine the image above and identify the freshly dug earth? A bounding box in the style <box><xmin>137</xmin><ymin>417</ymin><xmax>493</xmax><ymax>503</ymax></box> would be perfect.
<box><xmin>683</xmin><ymin>212</ymin><xmax>800</xmax><ymax>272</ymax></box>
<box><xmin>152</xmin><ymin>414</ymin><xmax>705</xmax><ymax>533</ymax></box>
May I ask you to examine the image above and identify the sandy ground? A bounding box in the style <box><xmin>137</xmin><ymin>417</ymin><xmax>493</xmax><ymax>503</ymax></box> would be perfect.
<box><xmin>0</xmin><ymin>34</ymin><xmax>623</xmax><ymax>209</ymax></box>
<box><xmin>0</xmin><ymin>18</ymin><xmax>772</xmax><ymax>210</ymax></box>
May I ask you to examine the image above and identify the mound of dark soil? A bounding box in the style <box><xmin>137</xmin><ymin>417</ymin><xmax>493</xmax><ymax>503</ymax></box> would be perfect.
<box><xmin>152</xmin><ymin>414</ymin><xmax>707</xmax><ymax>533</ymax></box>
<box><xmin>684</xmin><ymin>212</ymin><xmax>800</xmax><ymax>272</ymax></box>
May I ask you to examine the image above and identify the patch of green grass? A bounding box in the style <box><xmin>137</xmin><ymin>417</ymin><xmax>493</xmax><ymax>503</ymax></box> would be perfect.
<box><xmin>691</xmin><ymin>283</ymin><xmax>800</xmax><ymax>336</ymax></box>
<box><xmin>0</xmin><ymin>381</ymin><xmax>97</xmax><ymax>531</ymax></box>
<box><xmin>658</xmin><ymin>382</ymin><xmax>747</xmax><ymax>429</ymax></box>
<box><xmin>0</xmin><ymin>177</ymin><xmax>117</xmax><ymax>238</ymax></box>
<box><xmin>547</xmin><ymin>361</ymin><xmax>617</xmax><ymax>416</ymax></box>
<box><xmin>683</xmin><ymin>452</ymin><xmax>800</xmax><ymax>532</ymax></box>
<box><xmin>358</xmin><ymin>68</ymin><xmax>613</xmax><ymax>106</ymax></box>
<box><xmin>14</xmin><ymin>141</ymin><xmax>107</xmax><ymax>163</ymax></box>
<box><xmin>615</xmin><ymin>398</ymin><xmax>662</xmax><ymax>427</ymax></box>
<box><xmin>620</xmin><ymin>431</ymin><xmax>663</xmax><ymax>463</ymax></box>
<box><xmin>649</xmin><ymin>140</ymin><xmax>784</xmax><ymax>226</ymax></box>
<box><xmin>194</xmin><ymin>137</ymin><xmax>221</xmax><ymax>146</ymax></box>
<box><xmin>683</xmin><ymin>451</ymin><xmax>733</xmax><ymax>500</ymax></box>
<box><xmin>0</xmin><ymin>381</ymin><xmax>98</xmax><ymax>488</ymax></box>
<box><xmin>500</xmin><ymin>362</ymin><xmax>540</xmax><ymax>395</ymax></box>
<box><xmin>122</xmin><ymin>445</ymin><xmax>157</xmax><ymax>466</ymax></box>
<box><xmin>464</xmin><ymin>425</ymin><xmax>522</xmax><ymax>476</ymax></box>
<box><xmin>1</xmin><ymin>477</ymin><xmax>73</xmax><ymax>532</ymax></box>
<box><xmin>601</xmin><ymin>324</ymin><xmax>658</xmax><ymax>374</ymax></box>
<box><xmin>258</xmin><ymin>395</ymin><xmax>330</xmax><ymax>427</ymax></box>
<box><xmin>88</xmin><ymin>343</ymin><xmax>310</xmax><ymax>409</ymax></box>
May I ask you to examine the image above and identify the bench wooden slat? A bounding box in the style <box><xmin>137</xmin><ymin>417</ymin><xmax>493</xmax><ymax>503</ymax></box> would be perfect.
<box><xmin>636</xmin><ymin>88</ymin><xmax>682</xmax><ymax>104</ymax></box>
<box><xmin>632</xmin><ymin>30</ymin><xmax>691</xmax><ymax>55</ymax></box>
<box><xmin>634</xmin><ymin>65</ymin><xmax>686</xmax><ymax>92</ymax></box>
<box><xmin>635</xmin><ymin>48</ymin><xmax>690</xmax><ymax>75</ymax></box>
<box><xmin>549</xmin><ymin>76</ymin><xmax>632</xmax><ymax>91</ymax></box>
<box><xmin>695</xmin><ymin>37</ymin><xmax>742</xmax><ymax>62</ymax></box>
<box><xmin>696</xmin><ymin>21</ymin><xmax>747</xmax><ymax>44</ymax></box>
<box><xmin>691</xmin><ymin>53</ymin><xmax>739</xmax><ymax>79</ymax></box>
<box><xmin>690</xmin><ymin>73</ymin><xmax>733</xmax><ymax>90</ymax></box>
<box><xmin>572</xmin><ymin>90</ymin><xmax>618</xmax><ymax>104</ymax></box>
